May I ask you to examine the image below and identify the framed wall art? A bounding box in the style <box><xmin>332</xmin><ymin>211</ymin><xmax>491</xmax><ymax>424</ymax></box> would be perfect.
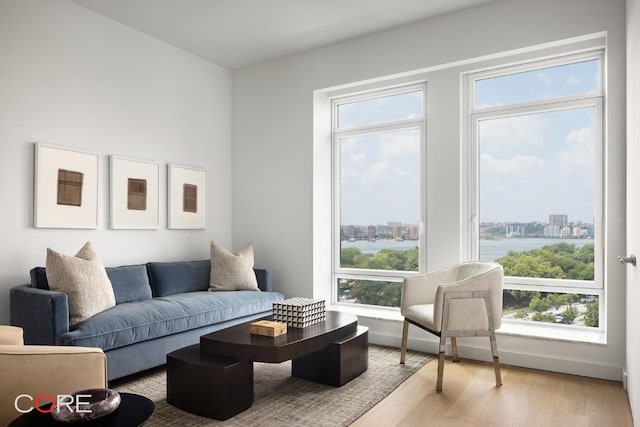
<box><xmin>110</xmin><ymin>155</ymin><xmax>160</xmax><ymax>229</ymax></box>
<box><xmin>34</xmin><ymin>143</ymin><xmax>99</xmax><ymax>228</ymax></box>
<box><xmin>167</xmin><ymin>163</ymin><xmax>207</xmax><ymax>229</ymax></box>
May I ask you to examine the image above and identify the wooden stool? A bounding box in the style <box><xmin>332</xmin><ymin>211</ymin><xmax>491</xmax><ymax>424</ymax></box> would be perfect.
<box><xmin>292</xmin><ymin>325</ymin><xmax>368</xmax><ymax>386</ymax></box>
<box><xmin>167</xmin><ymin>344</ymin><xmax>253</xmax><ymax>420</ymax></box>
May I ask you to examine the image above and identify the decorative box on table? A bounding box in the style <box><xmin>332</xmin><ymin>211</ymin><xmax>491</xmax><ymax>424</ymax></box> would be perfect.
<box><xmin>272</xmin><ymin>297</ymin><xmax>326</xmax><ymax>328</ymax></box>
<box><xmin>250</xmin><ymin>320</ymin><xmax>287</xmax><ymax>337</ymax></box>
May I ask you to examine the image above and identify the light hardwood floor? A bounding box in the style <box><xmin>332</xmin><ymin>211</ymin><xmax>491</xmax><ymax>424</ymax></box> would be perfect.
<box><xmin>352</xmin><ymin>356</ymin><xmax>633</xmax><ymax>427</ymax></box>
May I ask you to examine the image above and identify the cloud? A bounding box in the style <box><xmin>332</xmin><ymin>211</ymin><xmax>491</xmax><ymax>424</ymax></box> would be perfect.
<box><xmin>561</xmin><ymin>127</ymin><xmax>594</xmax><ymax>165</ymax></box>
<box><xmin>537</xmin><ymin>72</ymin><xmax>553</xmax><ymax>86</ymax></box>
<box><xmin>379</xmin><ymin>130</ymin><xmax>420</xmax><ymax>159</ymax></box>
<box><xmin>566</xmin><ymin>76</ymin><xmax>581</xmax><ymax>86</ymax></box>
<box><xmin>479</xmin><ymin>114</ymin><xmax>549</xmax><ymax>150</ymax></box>
<box><xmin>480</xmin><ymin>153</ymin><xmax>544</xmax><ymax>174</ymax></box>
<box><xmin>350</xmin><ymin>152</ymin><xmax>365</xmax><ymax>163</ymax></box>
<box><xmin>366</xmin><ymin>162</ymin><xmax>390</xmax><ymax>180</ymax></box>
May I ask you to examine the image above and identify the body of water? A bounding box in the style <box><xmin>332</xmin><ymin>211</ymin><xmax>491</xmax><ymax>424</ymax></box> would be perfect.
<box><xmin>342</xmin><ymin>237</ymin><xmax>593</xmax><ymax>261</ymax></box>
<box><xmin>479</xmin><ymin>237</ymin><xmax>592</xmax><ymax>261</ymax></box>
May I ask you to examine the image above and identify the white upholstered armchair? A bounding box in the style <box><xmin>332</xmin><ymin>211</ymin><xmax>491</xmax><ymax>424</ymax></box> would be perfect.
<box><xmin>400</xmin><ymin>261</ymin><xmax>503</xmax><ymax>392</ymax></box>
<box><xmin>0</xmin><ymin>326</ymin><xmax>107</xmax><ymax>426</ymax></box>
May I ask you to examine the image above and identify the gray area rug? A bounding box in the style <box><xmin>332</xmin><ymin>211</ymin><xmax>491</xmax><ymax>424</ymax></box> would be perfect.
<box><xmin>111</xmin><ymin>345</ymin><xmax>433</xmax><ymax>426</ymax></box>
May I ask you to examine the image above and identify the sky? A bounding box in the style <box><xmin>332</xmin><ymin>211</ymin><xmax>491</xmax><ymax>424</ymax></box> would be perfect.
<box><xmin>338</xmin><ymin>59</ymin><xmax>599</xmax><ymax>226</ymax></box>
<box><xmin>339</xmin><ymin>90</ymin><xmax>422</xmax><ymax>226</ymax></box>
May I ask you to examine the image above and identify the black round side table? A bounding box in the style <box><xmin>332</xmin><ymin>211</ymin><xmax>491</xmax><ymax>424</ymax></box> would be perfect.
<box><xmin>8</xmin><ymin>393</ymin><xmax>154</xmax><ymax>427</ymax></box>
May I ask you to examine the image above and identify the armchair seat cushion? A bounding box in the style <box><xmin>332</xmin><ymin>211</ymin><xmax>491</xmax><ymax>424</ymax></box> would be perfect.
<box><xmin>403</xmin><ymin>304</ymin><xmax>436</xmax><ymax>331</ymax></box>
<box><xmin>57</xmin><ymin>290</ymin><xmax>283</xmax><ymax>351</ymax></box>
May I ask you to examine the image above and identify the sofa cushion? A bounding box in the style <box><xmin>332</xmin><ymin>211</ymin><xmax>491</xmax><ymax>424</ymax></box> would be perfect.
<box><xmin>30</xmin><ymin>264</ymin><xmax>152</xmax><ymax>305</ymax></box>
<box><xmin>147</xmin><ymin>260</ymin><xmax>210</xmax><ymax>297</ymax></box>
<box><xmin>106</xmin><ymin>265</ymin><xmax>152</xmax><ymax>304</ymax></box>
<box><xmin>45</xmin><ymin>242</ymin><xmax>116</xmax><ymax>326</ymax></box>
<box><xmin>209</xmin><ymin>241</ymin><xmax>259</xmax><ymax>291</ymax></box>
<box><xmin>56</xmin><ymin>290</ymin><xmax>284</xmax><ymax>350</ymax></box>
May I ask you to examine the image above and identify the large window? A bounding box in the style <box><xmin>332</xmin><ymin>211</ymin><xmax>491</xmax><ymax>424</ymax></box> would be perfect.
<box><xmin>333</xmin><ymin>84</ymin><xmax>425</xmax><ymax>308</ymax></box>
<box><xmin>467</xmin><ymin>53</ymin><xmax>604</xmax><ymax>329</ymax></box>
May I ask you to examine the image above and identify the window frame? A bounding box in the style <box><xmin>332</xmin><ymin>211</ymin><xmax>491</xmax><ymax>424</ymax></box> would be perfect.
<box><xmin>331</xmin><ymin>83</ymin><xmax>427</xmax><ymax>308</ymax></box>
<box><xmin>463</xmin><ymin>50</ymin><xmax>605</xmax><ymax>329</ymax></box>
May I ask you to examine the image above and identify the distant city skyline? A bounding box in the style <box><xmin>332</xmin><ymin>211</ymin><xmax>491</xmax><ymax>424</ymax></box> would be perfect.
<box><xmin>342</xmin><ymin>213</ymin><xmax>594</xmax><ymax>241</ymax></box>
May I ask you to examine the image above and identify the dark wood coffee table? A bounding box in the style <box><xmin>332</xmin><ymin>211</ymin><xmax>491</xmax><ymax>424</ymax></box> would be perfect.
<box><xmin>167</xmin><ymin>311</ymin><xmax>368</xmax><ymax>420</ymax></box>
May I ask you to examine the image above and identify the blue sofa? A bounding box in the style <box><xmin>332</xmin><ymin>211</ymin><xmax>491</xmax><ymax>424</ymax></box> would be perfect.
<box><xmin>10</xmin><ymin>260</ymin><xmax>284</xmax><ymax>380</ymax></box>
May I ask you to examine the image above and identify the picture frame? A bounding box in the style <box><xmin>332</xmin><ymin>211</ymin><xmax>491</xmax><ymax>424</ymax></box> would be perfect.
<box><xmin>110</xmin><ymin>155</ymin><xmax>160</xmax><ymax>229</ymax></box>
<box><xmin>167</xmin><ymin>163</ymin><xmax>207</xmax><ymax>229</ymax></box>
<box><xmin>34</xmin><ymin>143</ymin><xmax>99</xmax><ymax>229</ymax></box>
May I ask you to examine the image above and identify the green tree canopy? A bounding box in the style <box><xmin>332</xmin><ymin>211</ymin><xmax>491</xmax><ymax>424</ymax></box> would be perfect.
<box><xmin>341</xmin><ymin>246</ymin><xmax>419</xmax><ymax>272</ymax></box>
<box><xmin>497</xmin><ymin>243</ymin><xmax>594</xmax><ymax>280</ymax></box>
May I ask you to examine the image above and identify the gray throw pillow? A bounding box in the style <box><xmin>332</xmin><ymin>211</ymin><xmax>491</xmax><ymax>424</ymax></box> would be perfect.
<box><xmin>209</xmin><ymin>241</ymin><xmax>259</xmax><ymax>291</ymax></box>
<box><xmin>46</xmin><ymin>242</ymin><xmax>116</xmax><ymax>325</ymax></box>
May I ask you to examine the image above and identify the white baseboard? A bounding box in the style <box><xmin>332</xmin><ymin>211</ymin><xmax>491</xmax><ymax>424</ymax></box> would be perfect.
<box><xmin>368</xmin><ymin>329</ymin><xmax>623</xmax><ymax>382</ymax></box>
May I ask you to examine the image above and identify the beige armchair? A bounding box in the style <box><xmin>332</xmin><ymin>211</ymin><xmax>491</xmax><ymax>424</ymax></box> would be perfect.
<box><xmin>400</xmin><ymin>261</ymin><xmax>503</xmax><ymax>392</ymax></box>
<box><xmin>0</xmin><ymin>326</ymin><xmax>107</xmax><ymax>426</ymax></box>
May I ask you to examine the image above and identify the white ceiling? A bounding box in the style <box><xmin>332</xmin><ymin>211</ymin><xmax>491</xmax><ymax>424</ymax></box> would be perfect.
<box><xmin>69</xmin><ymin>0</ymin><xmax>496</xmax><ymax>69</ymax></box>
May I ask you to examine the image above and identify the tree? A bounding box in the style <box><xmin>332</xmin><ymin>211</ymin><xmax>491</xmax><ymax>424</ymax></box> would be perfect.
<box><xmin>341</xmin><ymin>247</ymin><xmax>369</xmax><ymax>268</ymax></box>
<box><xmin>503</xmin><ymin>290</ymin><xmax>540</xmax><ymax>309</ymax></box>
<box><xmin>532</xmin><ymin>312</ymin><xmax>557</xmax><ymax>323</ymax></box>
<box><xmin>561</xmin><ymin>306</ymin><xmax>579</xmax><ymax>323</ymax></box>
<box><xmin>529</xmin><ymin>296</ymin><xmax>550</xmax><ymax>312</ymax></box>
<box><xmin>404</xmin><ymin>247</ymin><xmax>419</xmax><ymax>271</ymax></box>
<box><xmin>496</xmin><ymin>243</ymin><xmax>594</xmax><ymax>280</ymax></box>
<box><xmin>340</xmin><ymin>246</ymin><xmax>419</xmax><ymax>272</ymax></box>
<box><xmin>350</xmin><ymin>280</ymin><xmax>401</xmax><ymax>307</ymax></box>
<box><xmin>545</xmin><ymin>293</ymin><xmax>564</xmax><ymax>311</ymax></box>
<box><xmin>584</xmin><ymin>299</ymin><xmax>599</xmax><ymax>327</ymax></box>
<box><xmin>497</xmin><ymin>252</ymin><xmax>566</xmax><ymax>279</ymax></box>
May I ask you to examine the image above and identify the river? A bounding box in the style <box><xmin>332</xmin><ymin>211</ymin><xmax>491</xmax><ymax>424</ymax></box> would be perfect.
<box><xmin>341</xmin><ymin>237</ymin><xmax>593</xmax><ymax>261</ymax></box>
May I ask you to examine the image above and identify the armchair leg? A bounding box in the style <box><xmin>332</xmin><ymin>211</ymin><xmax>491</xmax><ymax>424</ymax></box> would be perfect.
<box><xmin>489</xmin><ymin>332</ymin><xmax>502</xmax><ymax>387</ymax></box>
<box><xmin>451</xmin><ymin>336</ymin><xmax>459</xmax><ymax>362</ymax></box>
<box><xmin>400</xmin><ymin>319</ymin><xmax>409</xmax><ymax>364</ymax></box>
<box><xmin>436</xmin><ymin>335</ymin><xmax>447</xmax><ymax>392</ymax></box>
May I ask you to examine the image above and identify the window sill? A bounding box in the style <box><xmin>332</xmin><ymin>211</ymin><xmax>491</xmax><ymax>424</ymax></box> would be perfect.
<box><xmin>328</xmin><ymin>304</ymin><xmax>606</xmax><ymax>345</ymax></box>
<box><xmin>328</xmin><ymin>303</ymin><xmax>404</xmax><ymax>322</ymax></box>
<box><xmin>498</xmin><ymin>320</ymin><xmax>606</xmax><ymax>344</ymax></box>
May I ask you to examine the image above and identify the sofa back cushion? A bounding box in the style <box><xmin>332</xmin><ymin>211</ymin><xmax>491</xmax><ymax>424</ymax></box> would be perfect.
<box><xmin>105</xmin><ymin>265</ymin><xmax>153</xmax><ymax>304</ymax></box>
<box><xmin>147</xmin><ymin>260</ymin><xmax>210</xmax><ymax>297</ymax></box>
<box><xmin>30</xmin><ymin>264</ymin><xmax>152</xmax><ymax>305</ymax></box>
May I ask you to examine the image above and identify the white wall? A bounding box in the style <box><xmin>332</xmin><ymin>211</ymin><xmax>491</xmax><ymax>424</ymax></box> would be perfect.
<box><xmin>233</xmin><ymin>0</ymin><xmax>627</xmax><ymax>379</ymax></box>
<box><xmin>627</xmin><ymin>0</ymin><xmax>639</xmax><ymax>421</ymax></box>
<box><xmin>0</xmin><ymin>0</ymin><xmax>232</xmax><ymax>324</ymax></box>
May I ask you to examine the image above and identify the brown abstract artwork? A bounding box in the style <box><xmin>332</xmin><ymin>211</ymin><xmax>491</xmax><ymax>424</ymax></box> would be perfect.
<box><xmin>183</xmin><ymin>184</ymin><xmax>197</xmax><ymax>213</ymax></box>
<box><xmin>57</xmin><ymin>169</ymin><xmax>83</xmax><ymax>206</ymax></box>
<box><xmin>127</xmin><ymin>178</ymin><xmax>147</xmax><ymax>211</ymax></box>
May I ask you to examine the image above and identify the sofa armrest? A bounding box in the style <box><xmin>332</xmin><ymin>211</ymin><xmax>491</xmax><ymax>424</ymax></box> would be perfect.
<box><xmin>254</xmin><ymin>268</ymin><xmax>272</xmax><ymax>292</ymax></box>
<box><xmin>10</xmin><ymin>285</ymin><xmax>69</xmax><ymax>345</ymax></box>
<box><xmin>0</xmin><ymin>326</ymin><xmax>23</xmax><ymax>345</ymax></box>
<box><xmin>0</xmin><ymin>345</ymin><xmax>107</xmax><ymax>426</ymax></box>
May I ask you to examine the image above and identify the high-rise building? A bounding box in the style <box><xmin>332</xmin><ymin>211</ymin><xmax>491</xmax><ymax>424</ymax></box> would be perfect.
<box><xmin>549</xmin><ymin>214</ymin><xmax>568</xmax><ymax>228</ymax></box>
<box><xmin>548</xmin><ymin>214</ymin><xmax>568</xmax><ymax>237</ymax></box>
<box><xmin>367</xmin><ymin>225</ymin><xmax>377</xmax><ymax>240</ymax></box>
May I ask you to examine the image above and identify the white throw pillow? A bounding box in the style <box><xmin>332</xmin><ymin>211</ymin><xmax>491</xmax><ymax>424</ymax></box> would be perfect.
<box><xmin>209</xmin><ymin>241</ymin><xmax>259</xmax><ymax>291</ymax></box>
<box><xmin>46</xmin><ymin>242</ymin><xmax>116</xmax><ymax>325</ymax></box>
